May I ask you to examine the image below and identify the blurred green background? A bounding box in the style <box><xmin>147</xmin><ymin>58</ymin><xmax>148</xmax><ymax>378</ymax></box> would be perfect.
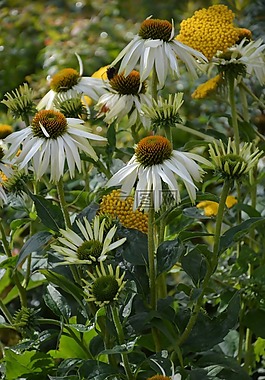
<box><xmin>0</xmin><ymin>0</ymin><xmax>264</xmax><ymax>119</ymax></box>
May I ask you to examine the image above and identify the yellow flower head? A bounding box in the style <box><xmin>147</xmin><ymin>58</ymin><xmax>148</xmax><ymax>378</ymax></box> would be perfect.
<box><xmin>0</xmin><ymin>124</ymin><xmax>13</xmax><ymax>139</ymax></box>
<box><xmin>98</xmin><ymin>189</ymin><xmax>148</xmax><ymax>234</ymax></box>
<box><xmin>192</xmin><ymin>74</ymin><xmax>223</xmax><ymax>99</ymax></box>
<box><xmin>197</xmin><ymin>196</ymin><xmax>238</xmax><ymax>216</ymax></box>
<box><xmin>176</xmin><ymin>5</ymin><xmax>252</xmax><ymax>60</ymax></box>
<box><xmin>83</xmin><ymin>65</ymin><xmax>109</xmax><ymax>107</ymax></box>
<box><xmin>197</xmin><ymin>200</ymin><xmax>219</xmax><ymax>217</ymax></box>
<box><xmin>225</xmin><ymin>195</ymin><xmax>238</xmax><ymax>208</ymax></box>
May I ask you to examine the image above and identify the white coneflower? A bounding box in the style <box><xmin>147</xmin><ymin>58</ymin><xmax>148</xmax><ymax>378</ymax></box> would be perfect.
<box><xmin>83</xmin><ymin>261</ymin><xmax>126</xmax><ymax>307</ymax></box>
<box><xmin>213</xmin><ymin>38</ymin><xmax>265</xmax><ymax>84</ymax></box>
<box><xmin>106</xmin><ymin>135</ymin><xmax>211</xmax><ymax>211</ymax></box>
<box><xmin>111</xmin><ymin>16</ymin><xmax>207</xmax><ymax>87</ymax></box>
<box><xmin>37</xmin><ymin>54</ymin><xmax>107</xmax><ymax>110</ymax></box>
<box><xmin>51</xmin><ymin>216</ymin><xmax>126</xmax><ymax>266</ymax></box>
<box><xmin>4</xmin><ymin>109</ymin><xmax>106</xmax><ymax>182</ymax></box>
<box><xmin>95</xmin><ymin>68</ymin><xmax>152</xmax><ymax>128</ymax></box>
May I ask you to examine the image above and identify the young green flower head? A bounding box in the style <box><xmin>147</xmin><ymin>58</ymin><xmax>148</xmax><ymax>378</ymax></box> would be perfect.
<box><xmin>1</xmin><ymin>83</ymin><xmax>36</xmax><ymax>119</ymax></box>
<box><xmin>209</xmin><ymin>138</ymin><xmax>263</xmax><ymax>181</ymax></box>
<box><xmin>83</xmin><ymin>261</ymin><xmax>126</xmax><ymax>307</ymax></box>
<box><xmin>51</xmin><ymin>215</ymin><xmax>126</xmax><ymax>266</ymax></box>
<box><xmin>141</xmin><ymin>93</ymin><xmax>184</xmax><ymax>130</ymax></box>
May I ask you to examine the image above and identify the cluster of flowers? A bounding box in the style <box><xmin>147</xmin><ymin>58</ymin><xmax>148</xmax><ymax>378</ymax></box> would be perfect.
<box><xmin>0</xmin><ymin>4</ymin><xmax>264</xmax><ymax>378</ymax></box>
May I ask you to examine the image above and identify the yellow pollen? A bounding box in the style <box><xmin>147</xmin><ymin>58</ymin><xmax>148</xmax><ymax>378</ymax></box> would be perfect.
<box><xmin>0</xmin><ymin>171</ymin><xmax>8</xmax><ymax>182</ymax></box>
<box><xmin>0</xmin><ymin>124</ymin><xmax>13</xmax><ymax>139</ymax></box>
<box><xmin>147</xmin><ymin>375</ymin><xmax>171</xmax><ymax>380</ymax></box>
<box><xmin>50</xmin><ymin>68</ymin><xmax>80</xmax><ymax>93</ymax></box>
<box><xmin>176</xmin><ymin>5</ymin><xmax>252</xmax><ymax>60</ymax></box>
<box><xmin>109</xmin><ymin>70</ymin><xmax>145</xmax><ymax>95</ymax></box>
<box><xmin>98</xmin><ymin>189</ymin><xmax>148</xmax><ymax>234</ymax></box>
<box><xmin>135</xmin><ymin>135</ymin><xmax>172</xmax><ymax>166</ymax></box>
<box><xmin>192</xmin><ymin>74</ymin><xmax>223</xmax><ymax>99</ymax></box>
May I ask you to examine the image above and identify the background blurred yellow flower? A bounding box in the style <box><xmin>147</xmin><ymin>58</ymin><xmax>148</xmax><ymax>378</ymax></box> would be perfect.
<box><xmin>197</xmin><ymin>195</ymin><xmax>237</xmax><ymax>216</ymax></box>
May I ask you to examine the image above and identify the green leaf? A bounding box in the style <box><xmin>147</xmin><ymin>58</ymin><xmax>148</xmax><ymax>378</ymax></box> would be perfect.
<box><xmin>116</xmin><ymin>226</ymin><xmax>148</xmax><ymax>266</ymax></box>
<box><xmin>49</xmin><ymin>324</ymin><xmax>96</xmax><ymax>360</ymax></box>
<box><xmin>156</xmin><ymin>238</ymin><xmax>185</xmax><ymax>276</ymax></box>
<box><xmin>242</xmin><ymin>309</ymin><xmax>265</xmax><ymax>338</ymax></box>
<box><xmin>40</xmin><ymin>270</ymin><xmax>86</xmax><ymax>311</ymax></box>
<box><xmin>181</xmin><ymin>246</ymin><xmax>207</xmax><ymax>286</ymax></box>
<box><xmin>183</xmin><ymin>292</ymin><xmax>240</xmax><ymax>352</ymax></box>
<box><xmin>195</xmin><ymin>351</ymin><xmax>251</xmax><ymax>379</ymax></box>
<box><xmin>15</xmin><ymin>231</ymin><xmax>53</xmax><ymax>268</ymax></box>
<box><xmin>4</xmin><ymin>349</ymin><xmax>54</xmax><ymax>379</ymax></box>
<box><xmin>219</xmin><ymin>217</ymin><xmax>265</xmax><ymax>253</ymax></box>
<box><xmin>43</xmin><ymin>284</ymin><xmax>71</xmax><ymax>321</ymax></box>
<box><xmin>28</xmin><ymin>192</ymin><xmax>65</xmax><ymax>231</ymax></box>
<box><xmin>78</xmin><ymin>360</ymin><xmax>120</xmax><ymax>380</ymax></box>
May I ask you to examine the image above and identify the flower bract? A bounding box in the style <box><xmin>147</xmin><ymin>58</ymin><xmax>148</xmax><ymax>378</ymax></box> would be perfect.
<box><xmin>83</xmin><ymin>261</ymin><xmax>126</xmax><ymax>307</ymax></box>
<box><xmin>51</xmin><ymin>215</ymin><xmax>126</xmax><ymax>266</ymax></box>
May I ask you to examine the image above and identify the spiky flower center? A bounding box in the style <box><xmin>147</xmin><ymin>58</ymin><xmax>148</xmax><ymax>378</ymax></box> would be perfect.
<box><xmin>109</xmin><ymin>70</ymin><xmax>146</xmax><ymax>95</ymax></box>
<box><xmin>50</xmin><ymin>68</ymin><xmax>80</xmax><ymax>93</ymax></box>
<box><xmin>77</xmin><ymin>240</ymin><xmax>103</xmax><ymax>260</ymax></box>
<box><xmin>92</xmin><ymin>275</ymin><xmax>119</xmax><ymax>302</ymax></box>
<box><xmin>219</xmin><ymin>153</ymin><xmax>246</xmax><ymax>178</ymax></box>
<box><xmin>147</xmin><ymin>375</ymin><xmax>171</xmax><ymax>380</ymax></box>
<box><xmin>139</xmin><ymin>19</ymin><xmax>172</xmax><ymax>41</ymax></box>
<box><xmin>135</xmin><ymin>135</ymin><xmax>172</xmax><ymax>166</ymax></box>
<box><xmin>31</xmin><ymin>110</ymin><xmax>68</xmax><ymax>139</ymax></box>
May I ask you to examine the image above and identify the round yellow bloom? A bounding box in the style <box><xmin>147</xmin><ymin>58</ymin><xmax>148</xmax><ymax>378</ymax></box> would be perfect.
<box><xmin>225</xmin><ymin>195</ymin><xmax>238</xmax><ymax>208</ymax></box>
<box><xmin>0</xmin><ymin>124</ymin><xmax>13</xmax><ymax>139</ymax></box>
<box><xmin>192</xmin><ymin>74</ymin><xmax>223</xmax><ymax>99</ymax></box>
<box><xmin>176</xmin><ymin>5</ymin><xmax>252</xmax><ymax>60</ymax></box>
<box><xmin>197</xmin><ymin>196</ymin><xmax>238</xmax><ymax>216</ymax></box>
<box><xmin>197</xmin><ymin>200</ymin><xmax>219</xmax><ymax>217</ymax></box>
<box><xmin>98</xmin><ymin>189</ymin><xmax>148</xmax><ymax>234</ymax></box>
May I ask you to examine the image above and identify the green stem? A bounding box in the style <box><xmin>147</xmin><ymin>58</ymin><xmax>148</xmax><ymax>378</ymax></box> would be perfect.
<box><xmin>175</xmin><ymin>123</ymin><xmax>215</xmax><ymax>142</ymax></box>
<box><xmin>151</xmin><ymin>68</ymin><xmax>158</xmax><ymax>102</ymax></box>
<box><xmin>110</xmin><ymin>306</ymin><xmax>134</xmax><ymax>380</ymax></box>
<box><xmin>239</xmin><ymin>82</ymin><xmax>265</xmax><ymax>109</ymax></box>
<box><xmin>228</xmin><ymin>76</ymin><xmax>240</xmax><ymax>154</ymax></box>
<box><xmin>148</xmin><ymin>205</ymin><xmax>157</xmax><ymax>310</ymax></box>
<box><xmin>212</xmin><ymin>180</ymin><xmax>232</xmax><ymax>259</ymax></box>
<box><xmin>57</xmin><ymin>177</ymin><xmax>71</xmax><ymax>229</ymax></box>
<box><xmin>0</xmin><ymin>218</ymin><xmax>27</xmax><ymax>307</ymax></box>
<box><xmin>0</xmin><ymin>298</ymin><xmax>13</xmax><ymax>324</ymax></box>
<box><xmin>239</xmin><ymin>83</ymin><xmax>250</xmax><ymax>122</ymax></box>
<box><xmin>237</xmin><ymin>301</ymin><xmax>246</xmax><ymax>364</ymax></box>
<box><xmin>0</xmin><ymin>218</ymin><xmax>12</xmax><ymax>257</ymax></box>
<box><xmin>177</xmin><ymin>180</ymin><xmax>231</xmax><ymax>346</ymax></box>
<box><xmin>56</xmin><ymin>178</ymin><xmax>81</xmax><ymax>285</ymax></box>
